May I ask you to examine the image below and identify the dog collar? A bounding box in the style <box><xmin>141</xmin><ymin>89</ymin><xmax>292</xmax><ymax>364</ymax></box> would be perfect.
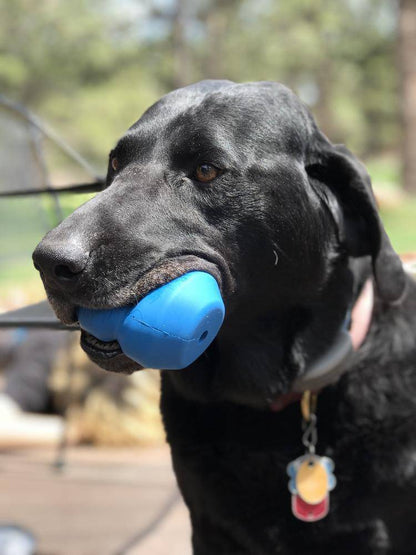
<box><xmin>270</xmin><ymin>279</ymin><xmax>374</xmax><ymax>410</ymax></box>
<box><xmin>292</xmin><ymin>278</ymin><xmax>373</xmax><ymax>392</ymax></box>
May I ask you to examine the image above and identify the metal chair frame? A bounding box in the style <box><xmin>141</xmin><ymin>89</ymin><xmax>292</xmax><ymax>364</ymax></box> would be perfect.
<box><xmin>0</xmin><ymin>95</ymin><xmax>104</xmax><ymax>329</ymax></box>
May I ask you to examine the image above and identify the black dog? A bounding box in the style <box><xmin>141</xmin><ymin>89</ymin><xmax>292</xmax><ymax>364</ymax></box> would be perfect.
<box><xmin>33</xmin><ymin>81</ymin><xmax>416</xmax><ymax>554</ymax></box>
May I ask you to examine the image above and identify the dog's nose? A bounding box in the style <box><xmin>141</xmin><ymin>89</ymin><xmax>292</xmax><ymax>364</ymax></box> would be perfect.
<box><xmin>33</xmin><ymin>241</ymin><xmax>89</xmax><ymax>287</ymax></box>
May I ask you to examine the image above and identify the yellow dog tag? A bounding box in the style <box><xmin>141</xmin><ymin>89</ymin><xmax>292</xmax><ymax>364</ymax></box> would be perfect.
<box><xmin>296</xmin><ymin>456</ymin><xmax>329</xmax><ymax>504</ymax></box>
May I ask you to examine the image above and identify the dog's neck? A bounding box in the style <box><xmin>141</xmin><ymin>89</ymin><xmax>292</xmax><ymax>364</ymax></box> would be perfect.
<box><xmin>167</xmin><ymin>258</ymin><xmax>374</xmax><ymax>408</ymax></box>
<box><xmin>269</xmin><ymin>277</ymin><xmax>374</xmax><ymax>411</ymax></box>
<box><xmin>292</xmin><ymin>278</ymin><xmax>374</xmax><ymax>392</ymax></box>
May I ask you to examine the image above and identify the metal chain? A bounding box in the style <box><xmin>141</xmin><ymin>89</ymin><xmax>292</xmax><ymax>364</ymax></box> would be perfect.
<box><xmin>301</xmin><ymin>391</ymin><xmax>318</xmax><ymax>454</ymax></box>
<box><xmin>302</xmin><ymin>413</ymin><xmax>318</xmax><ymax>454</ymax></box>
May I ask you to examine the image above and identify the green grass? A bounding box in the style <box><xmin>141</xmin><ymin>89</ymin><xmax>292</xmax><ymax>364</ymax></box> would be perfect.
<box><xmin>380</xmin><ymin>199</ymin><xmax>416</xmax><ymax>254</ymax></box>
<box><xmin>365</xmin><ymin>155</ymin><xmax>401</xmax><ymax>191</ymax></box>
<box><xmin>364</xmin><ymin>154</ymin><xmax>416</xmax><ymax>253</ymax></box>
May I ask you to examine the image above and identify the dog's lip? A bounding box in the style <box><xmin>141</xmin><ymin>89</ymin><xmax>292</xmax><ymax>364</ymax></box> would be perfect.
<box><xmin>80</xmin><ymin>331</ymin><xmax>142</xmax><ymax>374</ymax></box>
<box><xmin>83</xmin><ymin>251</ymin><xmax>228</xmax><ymax>310</ymax></box>
<box><xmin>131</xmin><ymin>252</ymin><xmax>228</xmax><ymax>301</ymax></box>
<box><xmin>85</xmin><ymin>350</ymin><xmax>143</xmax><ymax>374</ymax></box>
<box><xmin>80</xmin><ymin>330</ymin><xmax>122</xmax><ymax>359</ymax></box>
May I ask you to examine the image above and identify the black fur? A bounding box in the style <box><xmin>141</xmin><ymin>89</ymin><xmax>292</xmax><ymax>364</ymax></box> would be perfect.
<box><xmin>33</xmin><ymin>81</ymin><xmax>416</xmax><ymax>554</ymax></box>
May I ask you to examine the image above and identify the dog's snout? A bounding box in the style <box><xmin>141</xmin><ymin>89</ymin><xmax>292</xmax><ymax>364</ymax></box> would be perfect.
<box><xmin>33</xmin><ymin>240</ymin><xmax>89</xmax><ymax>288</ymax></box>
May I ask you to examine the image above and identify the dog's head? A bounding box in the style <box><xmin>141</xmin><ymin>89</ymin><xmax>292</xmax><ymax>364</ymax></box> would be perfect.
<box><xmin>33</xmin><ymin>80</ymin><xmax>405</xmax><ymax>394</ymax></box>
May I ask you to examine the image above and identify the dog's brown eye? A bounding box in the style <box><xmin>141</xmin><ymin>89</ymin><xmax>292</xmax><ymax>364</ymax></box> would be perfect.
<box><xmin>111</xmin><ymin>157</ymin><xmax>119</xmax><ymax>171</ymax></box>
<box><xmin>195</xmin><ymin>164</ymin><xmax>219</xmax><ymax>183</ymax></box>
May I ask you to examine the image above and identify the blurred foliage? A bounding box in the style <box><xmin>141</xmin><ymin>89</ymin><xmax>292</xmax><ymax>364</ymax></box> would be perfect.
<box><xmin>0</xmin><ymin>0</ymin><xmax>401</xmax><ymax>170</ymax></box>
<box><xmin>0</xmin><ymin>0</ymin><xmax>413</xmax><ymax>297</ymax></box>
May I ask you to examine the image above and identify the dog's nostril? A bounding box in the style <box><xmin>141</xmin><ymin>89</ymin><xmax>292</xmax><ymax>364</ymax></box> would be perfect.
<box><xmin>33</xmin><ymin>240</ymin><xmax>89</xmax><ymax>287</ymax></box>
<box><xmin>54</xmin><ymin>264</ymin><xmax>80</xmax><ymax>281</ymax></box>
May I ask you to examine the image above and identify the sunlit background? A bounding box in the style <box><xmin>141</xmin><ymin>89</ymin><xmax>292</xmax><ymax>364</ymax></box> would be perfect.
<box><xmin>1</xmin><ymin>0</ymin><xmax>416</xmax><ymax>304</ymax></box>
<box><xmin>0</xmin><ymin>1</ymin><xmax>415</xmax><ymax>553</ymax></box>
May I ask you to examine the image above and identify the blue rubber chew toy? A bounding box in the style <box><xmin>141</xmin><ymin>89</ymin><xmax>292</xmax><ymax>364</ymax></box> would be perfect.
<box><xmin>77</xmin><ymin>271</ymin><xmax>225</xmax><ymax>369</ymax></box>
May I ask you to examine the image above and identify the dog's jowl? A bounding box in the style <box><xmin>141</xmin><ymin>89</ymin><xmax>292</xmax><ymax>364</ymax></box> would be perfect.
<box><xmin>33</xmin><ymin>81</ymin><xmax>416</xmax><ymax>555</ymax></box>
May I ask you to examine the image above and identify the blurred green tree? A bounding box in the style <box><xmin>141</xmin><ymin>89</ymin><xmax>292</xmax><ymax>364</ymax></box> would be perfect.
<box><xmin>399</xmin><ymin>0</ymin><xmax>416</xmax><ymax>193</ymax></box>
<box><xmin>0</xmin><ymin>0</ymin><xmax>121</xmax><ymax>103</ymax></box>
<box><xmin>193</xmin><ymin>0</ymin><xmax>398</xmax><ymax>156</ymax></box>
<box><xmin>0</xmin><ymin>0</ymin><xmax>163</xmax><ymax>165</ymax></box>
<box><xmin>0</xmin><ymin>0</ymin><xmax>405</xmax><ymax>175</ymax></box>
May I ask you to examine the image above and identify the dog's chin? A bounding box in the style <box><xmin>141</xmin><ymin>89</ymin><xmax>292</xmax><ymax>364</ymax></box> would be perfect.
<box><xmin>89</xmin><ymin>354</ymin><xmax>143</xmax><ymax>375</ymax></box>
<box><xmin>81</xmin><ymin>341</ymin><xmax>143</xmax><ymax>374</ymax></box>
<box><xmin>79</xmin><ymin>330</ymin><xmax>142</xmax><ymax>374</ymax></box>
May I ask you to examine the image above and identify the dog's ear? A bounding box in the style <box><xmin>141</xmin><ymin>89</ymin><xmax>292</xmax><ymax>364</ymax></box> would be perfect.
<box><xmin>306</xmin><ymin>139</ymin><xmax>405</xmax><ymax>303</ymax></box>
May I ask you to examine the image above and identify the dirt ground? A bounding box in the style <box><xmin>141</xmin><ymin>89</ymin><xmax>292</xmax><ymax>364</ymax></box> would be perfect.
<box><xmin>0</xmin><ymin>445</ymin><xmax>192</xmax><ymax>555</ymax></box>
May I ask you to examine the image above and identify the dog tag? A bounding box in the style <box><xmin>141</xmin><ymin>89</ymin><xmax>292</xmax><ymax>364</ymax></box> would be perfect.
<box><xmin>287</xmin><ymin>454</ymin><xmax>336</xmax><ymax>522</ymax></box>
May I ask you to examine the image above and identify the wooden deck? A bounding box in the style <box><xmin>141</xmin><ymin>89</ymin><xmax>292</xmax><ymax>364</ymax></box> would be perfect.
<box><xmin>0</xmin><ymin>445</ymin><xmax>192</xmax><ymax>554</ymax></box>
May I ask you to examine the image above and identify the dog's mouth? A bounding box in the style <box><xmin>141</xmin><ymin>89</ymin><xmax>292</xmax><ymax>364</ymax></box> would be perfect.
<box><xmin>48</xmin><ymin>253</ymin><xmax>233</xmax><ymax>373</ymax></box>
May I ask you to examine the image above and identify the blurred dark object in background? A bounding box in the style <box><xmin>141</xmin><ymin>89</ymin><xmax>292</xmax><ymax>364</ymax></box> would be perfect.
<box><xmin>0</xmin><ymin>328</ymin><xmax>164</xmax><ymax>447</ymax></box>
<box><xmin>2</xmin><ymin>329</ymin><xmax>67</xmax><ymax>413</ymax></box>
